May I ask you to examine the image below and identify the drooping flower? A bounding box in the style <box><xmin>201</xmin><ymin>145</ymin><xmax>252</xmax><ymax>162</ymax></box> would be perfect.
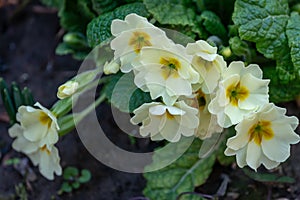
<box><xmin>186</xmin><ymin>40</ymin><xmax>226</xmax><ymax>94</ymax></box>
<box><xmin>133</xmin><ymin>45</ymin><xmax>199</xmax><ymax>105</ymax></box>
<box><xmin>57</xmin><ymin>80</ymin><xmax>79</xmax><ymax>99</ymax></box>
<box><xmin>130</xmin><ymin>101</ymin><xmax>199</xmax><ymax>142</ymax></box>
<box><xmin>208</xmin><ymin>61</ymin><xmax>270</xmax><ymax>128</ymax></box>
<box><xmin>15</xmin><ymin>102</ymin><xmax>59</xmax><ymax>149</ymax></box>
<box><xmin>224</xmin><ymin>103</ymin><xmax>300</xmax><ymax>170</ymax></box>
<box><xmin>9</xmin><ymin>123</ymin><xmax>62</xmax><ymax>180</ymax></box>
<box><xmin>110</xmin><ymin>13</ymin><xmax>173</xmax><ymax>73</ymax></box>
<box><xmin>186</xmin><ymin>90</ymin><xmax>223</xmax><ymax>139</ymax></box>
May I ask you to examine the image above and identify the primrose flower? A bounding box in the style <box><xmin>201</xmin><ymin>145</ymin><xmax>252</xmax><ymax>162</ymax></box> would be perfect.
<box><xmin>187</xmin><ymin>90</ymin><xmax>223</xmax><ymax>139</ymax></box>
<box><xmin>133</xmin><ymin>45</ymin><xmax>199</xmax><ymax>105</ymax></box>
<box><xmin>110</xmin><ymin>14</ymin><xmax>173</xmax><ymax>73</ymax></box>
<box><xmin>208</xmin><ymin>61</ymin><xmax>270</xmax><ymax>128</ymax></box>
<box><xmin>9</xmin><ymin>122</ymin><xmax>62</xmax><ymax>180</ymax></box>
<box><xmin>186</xmin><ymin>40</ymin><xmax>226</xmax><ymax>94</ymax></box>
<box><xmin>57</xmin><ymin>80</ymin><xmax>79</xmax><ymax>99</ymax></box>
<box><xmin>130</xmin><ymin>101</ymin><xmax>199</xmax><ymax>142</ymax></box>
<box><xmin>14</xmin><ymin>102</ymin><xmax>59</xmax><ymax>148</ymax></box>
<box><xmin>224</xmin><ymin>103</ymin><xmax>300</xmax><ymax>170</ymax></box>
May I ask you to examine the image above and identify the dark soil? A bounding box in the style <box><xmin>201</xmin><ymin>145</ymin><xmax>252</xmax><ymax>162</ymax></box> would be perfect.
<box><xmin>0</xmin><ymin>1</ymin><xmax>300</xmax><ymax>200</ymax></box>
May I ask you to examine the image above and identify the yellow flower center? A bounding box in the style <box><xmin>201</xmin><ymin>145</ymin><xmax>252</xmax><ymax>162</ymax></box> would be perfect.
<box><xmin>128</xmin><ymin>31</ymin><xmax>152</xmax><ymax>53</ymax></box>
<box><xmin>196</xmin><ymin>90</ymin><xmax>206</xmax><ymax>110</ymax></box>
<box><xmin>39</xmin><ymin>112</ymin><xmax>52</xmax><ymax>128</ymax></box>
<box><xmin>248</xmin><ymin>120</ymin><xmax>274</xmax><ymax>145</ymax></box>
<box><xmin>226</xmin><ymin>82</ymin><xmax>249</xmax><ymax>106</ymax></box>
<box><xmin>40</xmin><ymin>145</ymin><xmax>51</xmax><ymax>155</ymax></box>
<box><xmin>160</xmin><ymin>57</ymin><xmax>181</xmax><ymax>79</ymax></box>
<box><xmin>165</xmin><ymin>110</ymin><xmax>174</xmax><ymax>119</ymax></box>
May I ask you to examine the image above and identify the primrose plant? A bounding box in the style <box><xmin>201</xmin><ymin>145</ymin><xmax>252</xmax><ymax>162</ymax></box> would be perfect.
<box><xmin>1</xmin><ymin>13</ymin><xmax>299</xmax><ymax>194</ymax></box>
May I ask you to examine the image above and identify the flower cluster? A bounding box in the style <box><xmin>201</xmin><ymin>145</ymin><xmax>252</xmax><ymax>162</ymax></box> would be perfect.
<box><xmin>9</xmin><ymin>103</ymin><xmax>62</xmax><ymax>180</ymax></box>
<box><xmin>107</xmin><ymin>13</ymin><xmax>300</xmax><ymax>171</ymax></box>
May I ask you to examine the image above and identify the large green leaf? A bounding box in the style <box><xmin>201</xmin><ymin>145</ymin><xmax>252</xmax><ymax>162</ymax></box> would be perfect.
<box><xmin>286</xmin><ymin>12</ymin><xmax>300</xmax><ymax>77</ymax></box>
<box><xmin>232</xmin><ymin>0</ymin><xmax>297</xmax><ymax>82</ymax></box>
<box><xmin>103</xmin><ymin>72</ymin><xmax>152</xmax><ymax>113</ymax></box>
<box><xmin>144</xmin><ymin>139</ymin><xmax>216</xmax><ymax>200</ymax></box>
<box><xmin>86</xmin><ymin>2</ymin><xmax>149</xmax><ymax>47</ymax></box>
<box><xmin>143</xmin><ymin>0</ymin><xmax>196</xmax><ymax>26</ymax></box>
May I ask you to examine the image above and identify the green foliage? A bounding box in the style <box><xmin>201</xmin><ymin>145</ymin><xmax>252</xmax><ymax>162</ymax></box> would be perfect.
<box><xmin>198</xmin><ymin>11</ymin><xmax>227</xmax><ymax>41</ymax></box>
<box><xmin>103</xmin><ymin>72</ymin><xmax>152</xmax><ymax>113</ymax></box>
<box><xmin>243</xmin><ymin>168</ymin><xmax>295</xmax><ymax>184</ymax></box>
<box><xmin>143</xmin><ymin>139</ymin><xmax>216</xmax><ymax>200</ymax></box>
<box><xmin>232</xmin><ymin>0</ymin><xmax>293</xmax><ymax>80</ymax></box>
<box><xmin>0</xmin><ymin>78</ymin><xmax>34</xmax><ymax>124</ymax></box>
<box><xmin>144</xmin><ymin>0</ymin><xmax>196</xmax><ymax>26</ymax></box>
<box><xmin>58</xmin><ymin>166</ymin><xmax>92</xmax><ymax>195</ymax></box>
<box><xmin>56</xmin><ymin>32</ymin><xmax>90</xmax><ymax>60</ymax></box>
<box><xmin>233</xmin><ymin>0</ymin><xmax>300</xmax><ymax>101</ymax></box>
<box><xmin>286</xmin><ymin>12</ymin><xmax>300</xmax><ymax>77</ymax></box>
<box><xmin>264</xmin><ymin>68</ymin><xmax>300</xmax><ymax>103</ymax></box>
<box><xmin>58</xmin><ymin>0</ymin><xmax>95</xmax><ymax>33</ymax></box>
<box><xmin>4</xmin><ymin>157</ymin><xmax>21</xmax><ymax>166</ymax></box>
<box><xmin>91</xmin><ymin>0</ymin><xmax>120</xmax><ymax>14</ymax></box>
<box><xmin>87</xmin><ymin>2</ymin><xmax>149</xmax><ymax>47</ymax></box>
<box><xmin>229</xmin><ymin>36</ymin><xmax>256</xmax><ymax>63</ymax></box>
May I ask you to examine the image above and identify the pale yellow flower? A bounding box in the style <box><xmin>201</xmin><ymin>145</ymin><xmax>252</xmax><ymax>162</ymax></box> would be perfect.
<box><xmin>9</xmin><ymin>124</ymin><xmax>62</xmax><ymax>180</ymax></box>
<box><xmin>131</xmin><ymin>101</ymin><xmax>199</xmax><ymax>142</ymax></box>
<box><xmin>208</xmin><ymin>61</ymin><xmax>269</xmax><ymax>128</ymax></box>
<box><xmin>225</xmin><ymin>103</ymin><xmax>300</xmax><ymax>170</ymax></box>
<box><xmin>15</xmin><ymin>102</ymin><xmax>59</xmax><ymax>149</ymax></box>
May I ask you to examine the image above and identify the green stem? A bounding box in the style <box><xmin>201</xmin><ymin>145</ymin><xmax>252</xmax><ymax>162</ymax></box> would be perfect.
<box><xmin>58</xmin><ymin>93</ymin><xmax>106</xmax><ymax>137</ymax></box>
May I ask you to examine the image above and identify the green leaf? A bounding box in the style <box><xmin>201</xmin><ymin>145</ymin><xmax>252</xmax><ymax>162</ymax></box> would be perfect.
<box><xmin>60</xmin><ymin>182</ymin><xmax>73</xmax><ymax>193</ymax></box>
<box><xmin>232</xmin><ymin>0</ymin><xmax>299</xmax><ymax>82</ymax></box>
<box><xmin>63</xmin><ymin>167</ymin><xmax>79</xmax><ymax>180</ymax></box>
<box><xmin>11</xmin><ymin>82</ymin><xmax>24</xmax><ymax>109</ymax></box>
<box><xmin>72</xmin><ymin>182</ymin><xmax>81</xmax><ymax>189</ymax></box>
<box><xmin>78</xmin><ymin>169</ymin><xmax>92</xmax><ymax>183</ymax></box>
<box><xmin>63</xmin><ymin>32</ymin><xmax>89</xmax><ymax>50</ymax></box>
<box><xmin>144</xmin><ymin>139</ymin><xmax>216</xmax><ymax>200</ymax></box>
<box><xmin>103</xmin><ymin>72</ymin><xmax>152</xmax><ymax>113</ymax></box>
<box><xmin>263</xmin><ymin>66</ymin><xmax>300</xmax><ymax>103</ymax></box>
<box><xmin>87</xmin><ymin>2</ymin><xmax>149</xmax><ymax>47</ymax></box>
<box><xmin>91</xmin><ymin>0</ymin><xmax>120</xmax><ymax>14</ymax></box>
<box><xmin>243</xmin><ymin>168</ymin><xmax>295</xmax><ymax>184</ymax></box>
<box><xmin>286</xmin><ymin>12</ymin><xmax>300</xmax><ymax>78</ymax></box>
<box><xmin>21</xmin><ymin>87</ymin><xmax>34</xmax><ymax>106</ymax></box>
<box><xmin>199</xmin><ymin>11</ymin><xmax>227</xmax><ymax>41</ymax></box>
<box><xmin>144</xmin><ymin>0</ymin><xmax>196</xmax><ymax>26</ymax></box>
<box><xmin>2</xmin><ymin>89</ymin><xmax>16</xmax><ymax>124</ymax></box>
<box><xmin>58</xmin><ymin>0</ymin><xmax>95</xmax><ymax>33</ymax></box>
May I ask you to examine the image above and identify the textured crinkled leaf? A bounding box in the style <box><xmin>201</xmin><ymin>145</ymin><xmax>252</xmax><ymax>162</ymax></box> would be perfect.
<box><xmin>199</xmin><ymin>11</ymin><xmax>227</xmax><ymax>40</ymax></box>
<box><xmin>144</xmin><ymin>139</ymin><xmax>216</xmax><ymax>200</ymax></box>
<box><xmin>263</xmin><ymin>66</ymin><xmax>300</xmax><ymax>103</ymax></box>
<box><xmin>103</xmin><ymin>72</ymin><xmax>152</xmax><ymax>113</ymax></box>
<box><xmin>233</xmin><ymin>0</ymin><xmax>298</xmax><ymax>83</ymax></box>
<box><xmin>286</xmin><ymin>12</ymin><xmax>300</xmax><ymax>78</ymax></box>
<box><xmin>144</xmin><ymin>0</ymin><xmax>196</xmax><ymax>26</ymax></box>
<box><xmin>86</xmin><ymin>2</ymin><xmax>149</xmax><ymax>47</ymax></box>
<box><xmin>59</xmin><ymin>0</ymin><xmax>95</xmax><ymax>33</ymax></box>
<box><xmin>91</xmin><ymin>0</ymin><xmax>120</xmax><ymax>14</ymax></box>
